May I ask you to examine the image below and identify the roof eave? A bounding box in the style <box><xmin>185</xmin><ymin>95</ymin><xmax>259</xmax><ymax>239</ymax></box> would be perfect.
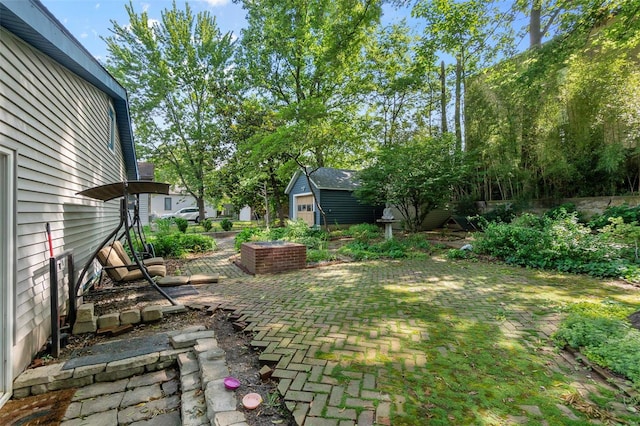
<box><xmin>0</xmin><ymin>0</ymin><xmax>138</xmax><ymax>180</ymax></box>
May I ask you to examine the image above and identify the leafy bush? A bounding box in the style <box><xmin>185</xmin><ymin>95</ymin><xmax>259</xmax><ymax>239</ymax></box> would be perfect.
<box><xmin>201</xmin><ymin>218</ymin><xmax>213</xmax><ymax>232</ymax></box>
<box><xmin>151</xmin><ymin>233</ymin><xmax>216</xmax><ymax>257</ymax></box>
<box><xmin>234</xmin><ymin>227</ymin><xmax>262</xmax><ymax>250</ymax></box>
<box><xmin>307</xmin><ymin>249</ymin><xmax>337</xmax><ymax>263</ymax></box>
<box><xmin>481</xmin><ymin>203</ymin><xmax>517</xmax><ymax>224</ymax></box>
<box><xmin>220</xmin><ymin>218</ymin><xmax>233</xmax><ymax>231</ymax></box>
<box><xmin>233</xmin><ymin>220</ymin><xmax>329</xmax><ymax>256</ymax></box>
<box><xmin>338</xmin><ymin>236</ymin><xmax>430</xmax><ymax>261</ymax></box>
<box><xmin>589</xmin><ymin>204</ymin><xmax>640</xmax><ymax>229</ymax></box>
<box><xmin>174</xmin><ymin>217</ymin><xmax>188</xmax><ymax>233</ymax></box>
<box><xmin>446</xmin><ymin>249</ymin><xmax>476</xmax><ymax>260</ymax></box>
<box><xmin>553</xmin><ymin>301</ymin><xmax>640</xmax><ymax>389</ymax></box>
<box><xmin>475</xmin><ymin>213</ymin><xmax>630</xmax><ymax>278</ymax></box>
<box><xmin>345</xmin><ymin>223</ymin><xmax>381</xmax><ymax>243</ymax></box>
<box><xmin>155</xmin><ymin>218</ymin><xmax>173</xmax><ymax>235</ymax></box>
<box><xmin>544</xmin><ymin>203</ymin><xmax>579</xmax><ymax>220</ymax></box>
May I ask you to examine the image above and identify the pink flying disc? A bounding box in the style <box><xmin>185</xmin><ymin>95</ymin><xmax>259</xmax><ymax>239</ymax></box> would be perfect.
<box><xmin>224</xmin><ymin>376</ymin><xmax>241</xmax><ymax>390</ymax></box>
<box><xmin>242</xmin><ymin>392</ymin><xmax>262</xmax><ymax>409</ymax></box>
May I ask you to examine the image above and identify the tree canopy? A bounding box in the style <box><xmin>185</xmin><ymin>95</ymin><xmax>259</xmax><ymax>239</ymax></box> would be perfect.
<box><xmin>103</xmin><ymin>0</ymin><xmax>640</xmax><ymax>229</ymax></box>
<box><xmin>104</xmin><ymin>1</ymin><xmax>237</xmax><ymax>220</ymax></box>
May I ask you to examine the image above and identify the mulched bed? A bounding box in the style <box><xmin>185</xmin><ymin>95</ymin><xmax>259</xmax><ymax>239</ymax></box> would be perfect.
<box><xmin>0</xmin><ymin>388</ymin><xmax>75</xmax><ymax>425</ymax></box>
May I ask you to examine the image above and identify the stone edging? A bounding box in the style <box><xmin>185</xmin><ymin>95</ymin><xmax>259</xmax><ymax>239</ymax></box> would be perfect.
<box><xmin>12</xmin><ymin>325</ymin><xmax>249</xmax><ymax>426</ymax></box>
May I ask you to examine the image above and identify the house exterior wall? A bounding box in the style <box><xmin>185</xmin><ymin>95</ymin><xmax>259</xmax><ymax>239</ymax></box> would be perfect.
<box><xmin>149</xmin><ymin>193</ymin><xmax>217</xmax><ymax>220</ymax></box>
<box><xmin>1</xmin><ymin>28</ymin><xmax>128</xmax><ymax>378</ymax></box>
<box><xmin>321</xmin><ymin>190</ymin><xmax>382</xmax><ymax>225</ymax></box>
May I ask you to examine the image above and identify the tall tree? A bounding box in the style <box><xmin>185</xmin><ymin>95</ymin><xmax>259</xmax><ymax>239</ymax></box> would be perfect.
<box><xmin>413</xmin><ymin>0</ymin><xmax>511</xmax><ymax>150</ymax></box>
<box><xmin>360</xmin><ymin>22</ymin><xmax>438</xmax><ymax>145</ymax></box>
<box><xmin>221</xmin><ymin>98</ymin><xmax>293</xmax><ymax>227</ymax></box>
<box><xmin>104</xmin><ymin>1</ymin><xmax>236</xmax><ymax>221</ymax></box>
<box><xmin>236</xmin><ymin>0</ymin><xmax>382</xmax><ymax>227</ymax></box>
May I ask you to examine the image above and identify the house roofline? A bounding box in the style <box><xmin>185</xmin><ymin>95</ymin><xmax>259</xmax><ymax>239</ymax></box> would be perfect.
<box><xmin>0</xmin><ymin>0</ymin><xmax>138</xmax><ymax>180</ymax></box>
<box><xmin>284</xmin><ymin>167</ymin><xmax>359</xmax><ymax>194</ymax></box>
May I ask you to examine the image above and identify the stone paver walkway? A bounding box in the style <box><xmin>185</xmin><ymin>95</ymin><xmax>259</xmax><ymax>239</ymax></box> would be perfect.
<box><xmin>181</xmin><ymin>237</ymin><xmax>640</xmax><ymax>425</ymax></box>
<box><xmin>6</xmin><ymin>236</ymin><xmax>638</xmax><ymax>425</ymax></box>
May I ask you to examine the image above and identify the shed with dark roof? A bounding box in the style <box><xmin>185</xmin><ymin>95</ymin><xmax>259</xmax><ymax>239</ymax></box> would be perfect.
<box><xmin>284</xmin><ymin>167</ymin><xmax>383</xmax><ymax>226</ymax></box>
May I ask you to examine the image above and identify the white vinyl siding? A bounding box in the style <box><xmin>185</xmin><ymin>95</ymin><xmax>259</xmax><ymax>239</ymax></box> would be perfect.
<box><xmin>0</xmin><ymin>28</ymin><xmax>128</xmax><ymax>376</ymax></box>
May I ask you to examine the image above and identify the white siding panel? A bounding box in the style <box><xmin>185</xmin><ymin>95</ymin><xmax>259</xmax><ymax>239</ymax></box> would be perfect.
<box><xmin>1</xmin><ymin>29</ymin><xmax>131</xmax><ymax>373</ymax></box>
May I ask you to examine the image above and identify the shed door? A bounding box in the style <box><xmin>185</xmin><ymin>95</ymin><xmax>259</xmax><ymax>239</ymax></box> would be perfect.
<box><xmin>295</xmin><ymin>195</ymin><xmax>315</xmax><ymax>226</ymax></box>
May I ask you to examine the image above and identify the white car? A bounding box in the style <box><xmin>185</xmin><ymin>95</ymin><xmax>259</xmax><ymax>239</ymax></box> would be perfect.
<box><xmin>161</xmin><ymin>207</ymin><xmax>205</xmax><ymax>223</ymax></box>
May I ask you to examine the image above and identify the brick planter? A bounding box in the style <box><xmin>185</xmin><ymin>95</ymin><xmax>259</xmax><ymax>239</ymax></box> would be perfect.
<box><xmin>240</xmin><ymin>241</ymin><xmax>306</xmax><ymax>274</ymax></box>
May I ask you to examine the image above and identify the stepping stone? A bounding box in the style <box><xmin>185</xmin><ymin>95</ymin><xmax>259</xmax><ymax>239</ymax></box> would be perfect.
<box><xmin>157</xmin><ymin>276</ymin><xmax>190</xmax><ymax>287</ymax></box>
<box><xmin>188</xmin><ymin>274</ymin><xmax>219</xmax><ymax>284</ymax></box>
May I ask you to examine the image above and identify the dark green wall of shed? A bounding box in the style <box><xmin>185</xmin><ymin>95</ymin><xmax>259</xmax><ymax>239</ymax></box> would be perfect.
<box><xmin>288</xmin><ymin>173</ymin><xmax>382</xmax><ymax>225</ymax></box>
<box><xmin>320</xmin><ymin>190</ymin><xmax>382</xmax><ymax>225</ymax></box>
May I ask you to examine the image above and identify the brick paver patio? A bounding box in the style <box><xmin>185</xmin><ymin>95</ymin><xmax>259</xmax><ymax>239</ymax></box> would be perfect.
<box><xmin>183</xmin><ymin>237</ymin><xmax>640</xmax><ymax>425</ymax></box>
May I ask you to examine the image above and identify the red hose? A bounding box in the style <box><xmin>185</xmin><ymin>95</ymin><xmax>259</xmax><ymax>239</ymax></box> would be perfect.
<box><xmin>46</xmin><ymin>223</ymin><xmax>54</xmax><ymax>258</ymax></box>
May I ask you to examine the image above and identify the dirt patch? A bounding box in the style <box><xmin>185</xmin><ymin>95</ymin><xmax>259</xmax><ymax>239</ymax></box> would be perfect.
<box><xmin>213</xmin><ymin>310</ymin><xmax>295</xmax><ymax>425</ymax></box>
<box><xmin>29</xmin><ymin>257</ymin><xmax>294</xmax><ymax>425</ymax></box>
<box><xmin>0</xmin><ymin>388</ymin><xmax>75</xmax><ymax>425</ymax></box>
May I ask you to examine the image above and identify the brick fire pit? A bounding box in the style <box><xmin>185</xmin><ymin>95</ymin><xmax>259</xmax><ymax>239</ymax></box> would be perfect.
<box><xmin>240</xmin><ymin>241</ymin><xmax>307</xmax><ymax>274</ymax></box>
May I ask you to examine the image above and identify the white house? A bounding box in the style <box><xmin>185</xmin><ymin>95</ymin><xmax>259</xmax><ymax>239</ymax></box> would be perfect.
<box><xmin>0</xmin><ymin>0</ymin><xmax>139</xmax><ymax>406</ymax></box>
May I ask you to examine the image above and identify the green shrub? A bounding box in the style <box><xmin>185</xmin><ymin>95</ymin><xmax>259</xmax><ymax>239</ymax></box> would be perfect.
<box><xmin>174</xmin><ymin>217</ymin><xmax>188</xmax><ymax>233</ymax></box>
<box><xmin>553</xmin><ymin>301</ymin><xmax>640</xmax><ymax>389</ymax></box>
<box><xmin>474</xmin><ymin>213</ymin><xmax>629</xmax><ymax>278</ymax></box>
<box><xmin>446</xmin><ymin>249</ymin><xmax>475</xmax><ymax>260</ymax></box>
<box><xmin>151</xmin><ymin>233</ymin><xmax>216</xmax><ymax>257</ymax></box>
<box><xmin>544</xmin><ymin>203</ymin><xmax>579</xmax><ymax>220</ymax></box>
<box><xmin>589</xmin><ymin>204</ymin><xmax>640</xmax><ymax>229</ymax></box>
<box><xmin>234</xmin><ymin>227</ymin><xmax>263</xmax><ymax>250</ymax></box>
<box><xmin>201</xmin><ymin>218</ymin><xmax>213</xmax><ymax>232</ymax></box>
<box><xmin>346</xmin><ymin>223</ymin><xmax>381</xmax><ymax>243</ymax></box>
<box><xmin>220</xmin><ymin>218</ymin><xmax>233</xmax><ymax>231</ymax></box>
<box><xmin>338</xmin><ymin>235</ymin><xmax>430</xmax><ymax>261</ymax></box>
<box><xmin>481</xmin><ymin>203</ymin><xmax>517</xmax><ymax>224</ymax></box>
<box><xmin>155</xmin><ymin>218</ymin><xmax>173</xmax><ymax>235</ymax></box>
<box><xmin>307</xmin><ymin>249</ymin><xmax>337</xmax><ymax>263</ymax></box>
<box><xmin>233</xmin><ymin>220</ymin><xmax>329</xmax><ymax>252</ymax></box>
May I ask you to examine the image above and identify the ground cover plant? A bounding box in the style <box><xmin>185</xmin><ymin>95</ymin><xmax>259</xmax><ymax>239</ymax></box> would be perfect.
<box><xmin>474</xmin><ymin>210</ymin><xmax>640</xmax><ymax>282</ymax></box>
<box><xmin>146</xmin><ymin>219</ymin><xmax>217</xmax><ymax>257</ymax></box>
<box><xmin>553</xmin><ymin>300</ymin><xmax>640</xmax><ymax>390</ymax></box>
<box><xmin>336</xmin><ymin>224</ymin><xmax>432</xmax><ymax>260</ymax></box>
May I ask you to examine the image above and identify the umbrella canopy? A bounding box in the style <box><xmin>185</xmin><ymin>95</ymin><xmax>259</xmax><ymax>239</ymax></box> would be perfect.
<box><xmin>77</xmin><ymin>181</ymin><xmax>170</xmax><ymax>202</ymax></box>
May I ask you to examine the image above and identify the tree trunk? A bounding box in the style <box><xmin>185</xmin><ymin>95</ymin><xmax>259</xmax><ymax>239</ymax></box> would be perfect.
<box><xmin>197</xmin><ymin>197</ymin><xmax>205</xmax><ymax>223</ymax></box>
<box><xmin>454</xmin><ymin>55</ymin><xmax>462</xmax><ymax>151</ymax></box>
<box><xmin>440</xmin><ymin>60</ymin><xmax>448</xmax><ymax>134</ymax></box>
<box><xmin>530</xmin><ymin>0</ymin><xmax>542</xmax><ymax>48</ymax></box>
<box><xmin>262</xmin><ymin>181</ymin><xmax>270</xmax><ymax>230</ymax></box>
<box><xmin>268</xmin><ymin>166</ymin><xmax>286</xmax><ymax>227</ymax></box>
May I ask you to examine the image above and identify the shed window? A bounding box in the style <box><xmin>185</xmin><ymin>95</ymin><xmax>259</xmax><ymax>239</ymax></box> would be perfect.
<box><xmin>164</xmin><ymin>198</ymin><xmax>172</xmax><ymax>211</ymax></box>
<box><xmin>108</xmin><ymin>105</ymin><xmax>116</xmax><ymax>151</ymax></box>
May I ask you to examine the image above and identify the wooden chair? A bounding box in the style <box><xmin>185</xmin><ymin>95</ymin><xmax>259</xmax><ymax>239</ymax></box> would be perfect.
<box><xmin>97</xmin><ymin>246</ymin><xmax>166</xmax><ymax>282</ymax></box>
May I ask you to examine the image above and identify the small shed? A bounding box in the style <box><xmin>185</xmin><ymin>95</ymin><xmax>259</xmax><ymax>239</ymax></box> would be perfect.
<box><xmin>284</xmin><ymin>167</ymin><xmax>383</xmax><ymax>226</ymax></box>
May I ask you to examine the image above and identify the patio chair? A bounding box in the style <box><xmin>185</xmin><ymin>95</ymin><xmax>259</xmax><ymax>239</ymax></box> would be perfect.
<box><xmin>110</xmin><ymin>240</ymin><xmax>164</xmax><ymax>267</ymax></box>
<box><xmin>97</xmin><ymin>246</ymin><xmax>166</xmax><ymax>283</ymax></box>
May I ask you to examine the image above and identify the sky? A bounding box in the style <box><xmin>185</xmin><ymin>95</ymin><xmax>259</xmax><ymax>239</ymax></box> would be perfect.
<box><xmin>39</xmin><ymin>0</ymin><xmax>419</xmax><ymax>62</ymax></box>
